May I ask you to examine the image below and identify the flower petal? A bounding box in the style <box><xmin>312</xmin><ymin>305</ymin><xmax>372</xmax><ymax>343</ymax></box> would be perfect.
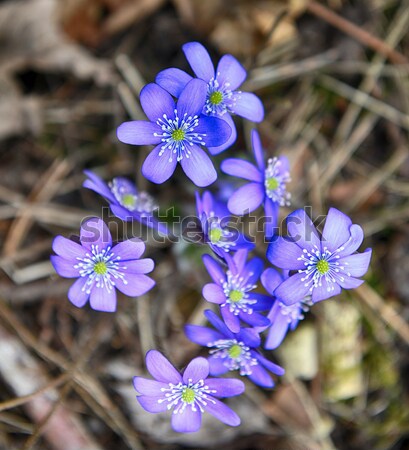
<box><xmin>124</xmin><ymin>258</ymin><xmax>155</xmax><ymax>274</ymax></box>
<box><xmin>89</xmin><ymin>286</ymin><xmax>117</xmax><ymax>312</ymax></box>
<box><xmin>286</xmin><ymin>209</ymin><xmax>321</xmax><ymax>252</ymax></box>
<box><xmin>177</xmin><ymin>78</ymin><xmax>207</xmax><ymax>118</ymax></box>
<box><xmin>221</xmin><ymin>158</ymin><xmax>262</xmax><ymax>182</ymax></box>
<box><xmin>250</xmin><ymin>293</ymin><xmax>273</xmax><ymax>311</ymax></box>
<box><xmin>184</xmin><ymin>324</ymin><xmax>225</xmax><ymax>346</ymax></box>
<box><xmin>243</xmin><ymin>256</ymin><xmax>264</xmax><ymax>285</ymax></box>
<box><xmin>247</xmin><ymin>364</ymin><xmax>274</xmax><ymax>388</ymax></box>
<box><xmin>216</xmin><ymin>54</ymin><xmax>247</xmax><ymax>91</ymax></box>
<box><xmin>337</xmin><ymin>276</ymin><xmax>364</xmax><ymax>290</ymax></box>
<box><xmin>339</xmin><ymin>249</ymin><xmax>372</xmax><ymax>277</ymax></box>
<box><xmin>204</xmin><ymin>309</ymin><xmax>234</xmax><ymax>338</ymax></box>
<box><xmin>221</xmin><ymin>306</ymin><xmax>240</xmax><ymax>333</ymax></box>
<box><xmin>67</xmin><ymin>277</ymin><xmax>90</xmax><ymax>308</ymax></box>
<box><xmin>227</xmin><ymin>182</ymin><xmax>264</xmax><ymax>215</ymax></box>
<box><xmin>207</xmin><ymin>114</ymin><xmax>237</xmax><ymax>155</ymax></box>
<box><xmin>195</xmin><ymin>115</ymin><xmax>232</xmax><ymax>148</ymax></box>
<box><xmin>266</xmin><ymin>236</ymin><xmax>305</xmax><ymax>270</ymax></box>
<box><xmin>208</xmin><ymin>356</ymin><xmax>230</xmax><ymax>376</ymax></box>
<box><xmin>171</xmin><ymin>406</ymin><xmax>202</xmax><ymax>433</ymax></box>
<box><xmin>52</xmin><ymin>236</ymin><xmax>87</xmax><ymax>260</ymax></box>
<box><xmin>133</xmin><ymin>377</ymin><xmax>169</xmax><ymax>396</ymax></box>
<box><xmin>180</xmin><ymin>145</ymin><xmax>217</xmax><ymax>187</ymax></box>
<box><xmin>116</xmin><ymin>121</ymin><xmax>162</xmax><ymax>146</ymax></box>
<box><xmin>137</xmin><ymin>395</ymin><xmax>168</xmax><ymax>413</ymax></box>
<box><xmin>261</xmin><ymin>268</ymin><xmax>284</xmax><ymax>295</ymax></box>
<box><xmin>142</xmin><ymin>144</ymin><xmax>178</xmax><ymax>184</ymax></box>
<box><xmin>83</xmin><ymin>170</ymin><xmax>116</xmax><ymax>202</ymax></box>
<box><xmin>251</xmin><ymin>129</ymin><xmax>265</xmax><ymax>170</ymax></box>
<box><xmin>205</xmin><ymin>378</ymin><xmax>245</xmax><ymax>398</ymax></box>
<box><xmin>155</xmin><ymin>68</ymin><xmax>192</xmax><ymax>98</ymax></box>
<box><xmin>311</xmin><ymin>279</ymin><xmax>342</xmax><ymax>303</ymax></box>
<box><xmin>274</xmin><ymin>272</ymin><xmax>311</xmax><ymax>306</ymax></box>
<box><xmin>109</xmin><ymin>204</ymin><xmax>133</xmax><ymax>221</ymax></box>
<box><xmin>230</xmin><ymin>92</ymin><xmax>264</xmax><ymax>122</ymax></box>
<box><xmin>115</xmin><ymin>273</ymin><xmax>155</xmax><ymax>297</ymax></box>
<box><xmin>140</xmin><ymin>83</ymin><xmax>175</xmax><ymax>122</ymax></box>
<box><xmin>322</xmin><ymin>207</ymin><xmax>353</xmax><ymax>253</ymax></box>
<box><xmin>203</xmin><ymin>283</ymin><xmax>226</xmax><ymax>304</ymax></box>
<box><xmin>236</xmin><ymin>328</ymin><xmax>261</xmax><ymax>348</ymax></box>
<box><xmin>204</xmin><ymin>397</ymin><xmax>241</xmax><ymax>426</ymax></box>
<box><xmin>51</xmin><ymin>256</ymin><xmax>79</xmax><ymax>278</ymax></box>
<box><xmin>265</xmin><ymin>313</ymin><xmax>290</xmax><ymax>350</ymax></box>
<box><xmin>230</xmin><ymin>249</ymin><xmax>248</xmax><ymax>275</ymax></box>
<box><xmin>240</xmin><ymin>311</ymin><xmax>270</xmax><ymax>328</ymax></box>
<box><xmin>112</xmin><ymin>238</ymin><xmax>145</xmax><ymax>260</ymax></box>
<box><xmin>337</xmin><ymin>224</ymin><xmax>365</xmax><ymax>257</ymax></box>
<box><xmin>264</xmin><ymin>197</ymin><xmax>279</xmax><ymax>240</ymax></box>
<box><xmin>80</xmin><ymin>217</ymin><xmax>112</xmax><ymax>252</ymax></box>
<box><xmin>145</xmin><ymin>350</ymin><xmax>182</xmax><ymax>384</ymax></box>
<box><xmin>254</xmin><ymin>352</ymin><xmax>285</xmax><ymax>376</ymax></box>
<box><xmin>183</xmin><ymin>357</ymin><xmax>209</xmax><ymax>384</ymax></box>
<box><xmin>202</xmin><ymin>254</ymin><xmax>226</xmax><ymax>285</ymax></box>
<box><xmin>182</xmin><ymin>42</ymin><xmax>214</xmax><ymax>81</ymax></box>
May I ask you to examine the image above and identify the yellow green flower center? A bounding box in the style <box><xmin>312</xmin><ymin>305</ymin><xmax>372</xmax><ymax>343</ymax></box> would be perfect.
<box><xmin>209</xmin><ymin>227</ymin><xmax>222</xmax><ymax>243</ymax></box>
<box><xmin>209</xmin><ymin>90</ymin><xmax>223</xmax><ymax>105</ymax></box>
<box><xmin>229</xmin><ymin>289</ymin><xmax>244</xmax><ymax>303</ymax></box>
<box><xmin>181</xmin><ymin>387</ymin><xmax>195</xmax><ymax>404</ymax></box>
<box><xmin>122</xmin><ymin>194</ymin><xmax>136</xmax><ymax>207</ymax></box>
<box><xmin>94</xmin><ymin>261</ymin><xmax>107</xmax><ymax>275</ymax></box>
<box><xmin>266</xmin><ymin>177</ymin><xmax>279</xmax><ymax>191</ymax></box>
<box><xmin>172</xmin><ymin>128</ymin><xmax>185</xmax><ymax>141</ymax></box>
<box><xmin>316</xmin><ymin>259</ymin><xmax>329</xmax><ymax>274</ymax></box>
<box><xmin>228</xmin><ymin>344</ymin><xmax>242</xmax><ymax>359</ymax></box>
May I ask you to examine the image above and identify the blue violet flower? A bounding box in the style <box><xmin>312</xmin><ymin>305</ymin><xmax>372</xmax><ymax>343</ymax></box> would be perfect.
<box><xmin>133</xmin><ymin>350</ymin><xmax>244</xmax><ymax>433</ymax></box>
<box><xmin>156</xmin><ymin>42</ymin><xmax>264</xmax><ymax>154</ymax></box>
<box><xmin>185</xmin><ymin>310</ymin><xmax>285</xmax><ymax>388</ymax></box>
<box><xmin>202</xmin><ymin>249</ymin><xmax>272</xmax><ymax>332</ymax></box>
<box><xmin>221</xmin><ymin>129</ymin><xmax>291</xmax><ymax>239</ymax></box>
<box><xmin>117</xmin><ymin>79</ymin><xmax>231</xmax><ymax>187</ymax></box>
<box><xmin>51</xmin><ymin>217</ymin><xmax>155</xmax><ymax>312</ymax></box>
<box><xmin>267</xmin><ymin>208</ymin><xmax>372</xmax><ymax>304</ymax></box>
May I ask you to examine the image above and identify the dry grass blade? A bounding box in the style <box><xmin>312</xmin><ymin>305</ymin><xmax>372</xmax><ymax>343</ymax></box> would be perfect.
<box><xmin>355</xmin><ymin>284</ymin><xmax>409</xmax><ymax>345</ymax></box>
<box><xmin>307</xmin><ymin>0</ymin><xmax>408</xmax><ymax>65</ymax></box>
<box><xmin>3</xmin><ymin>159</ymin><xmax>72</xmax><ymax>257</ymax></box>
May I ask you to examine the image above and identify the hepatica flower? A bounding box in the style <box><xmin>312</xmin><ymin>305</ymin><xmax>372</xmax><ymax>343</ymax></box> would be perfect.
<box><xmin>202</xmin><ymin>249</ymin><xmax>271</xmax><ymax>332</ymax></box>
<box><xmin>83</xmin><ymin>171</ymin><xmax>167</xmax><ymax>234</ymax></box>
<box><xmin>51</xmin><ymin>217</ymin><xmax>155</xmax><ymax>312</ymax></box>
<box><xmin>185</xmin><ymin>310</ymin><xmax>284</xmax><ymax>388</ymax></box>
<box><xmin>221</xmin><ymin>129</ymin><xmax>291</xmax><ymax>239</ymax></box>
<box><xmin>133</xmin><ymin>350</ymin><xmax>244</xmax><ymax>433</ymax></box>
<box><xmin>260</xmin><ymin>268</ymin><xmax>311</xmax><ymax>350</ymax></box>
<box><xmin>196</xmin><ymin>191</ymin><xmax>254</xmax><ymax>258</ymax></box>
<box><xmin>156</xmin><ymin>41</ymin><xmax>264</xmax><ymax>153</ymax></box>
<box><xmin>267</xmin><ymin>208</ymin><xmax>372</xmax><ymax>304</ymax></box>
<box><xmin>117</xmin><ymin>79</ymin><xmax>231</xmax><ymax>187</ymax></box>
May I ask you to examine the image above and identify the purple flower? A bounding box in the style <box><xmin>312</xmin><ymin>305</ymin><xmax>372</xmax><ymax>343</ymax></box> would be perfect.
<box><xmin>83</xmin><ymin>171</ymin><xmax>167</xmax><ymax>234</ymax></box>
<box><xmin>50</xmin><ymin>217</ymin><xmax>155</xmax><ymax>312</ymax></box>
<box><xmin>202</xmin><ymin>249</ymin><xmax>272</xmax><ymax>332</ymax></box>
<box><xmin>185</xmin><ymin>310</ymin><xmax>284</xmax><ymax>388</ymax></box>
<box><xmin>221</xmin><ymin>129</ymin><xmax>291</xmax><ymax>239</ymax></box>
<box><xmin>156</xmin><ymin>42</ymin><xmax>264</xmax><ymax>154</ymax></box>
<box><xmin>267</xmin><ymin>208</ymin><xmax>372</xmax><ymax>305</ymax></box>
<box><xmin>196</xmin><ymin>191</ymin><xmax>254</xmax><ymax>259</ymax></box>
<box><xmin>116</xmin><ymin>79</ymin><xmax>231</xmax><ymax>187</ymax></box>
<box><xmin>260</xmin><ymin>268</ymin><xmax>311</xmax><ymax>350</ymax></box>
<box><xmin>133</xmin><ymin>350</ymin><xmax>244</xmax><ymax>433</ymax></box>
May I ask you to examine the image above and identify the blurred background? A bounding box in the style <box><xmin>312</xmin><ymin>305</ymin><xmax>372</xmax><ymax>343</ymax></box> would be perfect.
<box><xmin>0</xmin><ymin>0</ymin><xmax>409</xmax><ymax>449</ymax></box>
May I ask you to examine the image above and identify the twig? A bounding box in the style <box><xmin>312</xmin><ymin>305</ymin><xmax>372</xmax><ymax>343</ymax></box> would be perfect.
<box><xmin>307</xmin><ymin>0</ymin><xmax>408</xmax><ymax>65</ymax></box>
<box><xmin>355</xmin><ymin>284</ymin><xmax>409</xmax><ymax>345</ymax></box>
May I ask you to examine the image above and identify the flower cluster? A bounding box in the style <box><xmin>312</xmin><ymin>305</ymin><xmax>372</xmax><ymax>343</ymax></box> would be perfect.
<box><xmin>51</xmin><ymin>41</ymin><xmax>372</xmax><ymax>434</ymax></box>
